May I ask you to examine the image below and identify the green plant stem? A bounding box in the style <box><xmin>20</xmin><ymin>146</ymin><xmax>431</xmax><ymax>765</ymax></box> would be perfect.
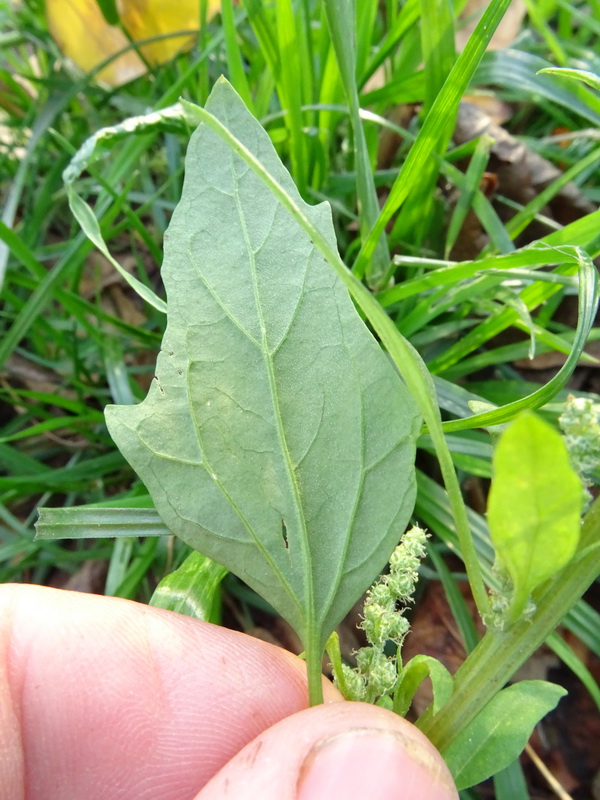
<box><xmin>306</xmin><ymin>628</ymin><xmax>325</xmax><ymax>706</ymax></box>
<box><xmin>418</xmin><ymin>493</ymin><xmax>600</xmax><ymax>752</ymax></box>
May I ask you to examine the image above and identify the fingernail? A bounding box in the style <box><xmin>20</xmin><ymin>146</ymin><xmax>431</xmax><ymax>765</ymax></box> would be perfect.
<box><xmin>296</xmin><ymin>728</ymin><xmax>457</xmax><ymax>800</ymax></box>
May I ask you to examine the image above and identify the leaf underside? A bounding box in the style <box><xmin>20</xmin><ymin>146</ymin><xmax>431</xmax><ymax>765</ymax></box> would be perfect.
<box><xmin>106</xmin><ymin>79</ymin><xmax>420</xmax><ymax>650</ymax></box>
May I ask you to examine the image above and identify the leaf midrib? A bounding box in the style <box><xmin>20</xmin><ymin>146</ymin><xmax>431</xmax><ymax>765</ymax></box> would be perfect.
<box><xmin>232</xmin><ymin>170</ymin><xmax>317</xmax><ymax>639</ymax></box>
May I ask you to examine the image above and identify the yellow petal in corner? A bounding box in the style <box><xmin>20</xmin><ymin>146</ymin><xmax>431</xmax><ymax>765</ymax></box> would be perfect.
<box><xmin>46</xmin><ymin>0</ymin><xmax>221</xmax><ymax>87</ymax></box>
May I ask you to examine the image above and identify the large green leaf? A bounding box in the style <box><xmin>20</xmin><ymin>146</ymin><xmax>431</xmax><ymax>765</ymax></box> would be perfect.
<box><xmin>106</xmin><ymin>80</ymin><xmax>420</xmax><ymax>662</ymax></box>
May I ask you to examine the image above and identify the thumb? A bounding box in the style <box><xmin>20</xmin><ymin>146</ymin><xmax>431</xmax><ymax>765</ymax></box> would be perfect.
<box><xmin>196</xmin><ymin>701</ymin><xmax>458</xmax><ymax>800</ymax></box>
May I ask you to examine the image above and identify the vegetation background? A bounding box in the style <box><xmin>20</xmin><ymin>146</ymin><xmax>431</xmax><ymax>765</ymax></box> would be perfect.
<box><xmin>1</xmin><ymin>0</ymin><xmax>599</xmax><ymax>797</ymax></box>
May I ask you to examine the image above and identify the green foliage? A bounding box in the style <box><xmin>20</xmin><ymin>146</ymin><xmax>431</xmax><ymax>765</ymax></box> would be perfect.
<box><xmin>443</xmin><ymin>681</ymin><xmax>567</xmax><ymax>790</ymax></box>
<box><xmin>3</xmin><ymin>0</ymin><xmax>600</xmax><ymax>792</ymax></box>
<box><xmin>106</xmin><ymin>80</ymin><xmax>421</xmax><ymax>702</ymax></box>
<box><xmin>487</xmin><ymin>412</ymin><xmax>582</xmax><ymax>625</ymax></box>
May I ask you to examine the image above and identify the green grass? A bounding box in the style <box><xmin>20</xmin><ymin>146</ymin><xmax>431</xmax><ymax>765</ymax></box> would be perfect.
<box><xmin>1</xmin><ymin>0</ymin><xmax>600</xmax><ymax>793</ymax></box>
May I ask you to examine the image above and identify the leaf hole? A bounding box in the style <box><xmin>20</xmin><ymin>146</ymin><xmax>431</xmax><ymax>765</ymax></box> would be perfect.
<box><xmin>281</xmin><ymin>519</ymin><xmax>288</xmax><ymax>549</ymax></box>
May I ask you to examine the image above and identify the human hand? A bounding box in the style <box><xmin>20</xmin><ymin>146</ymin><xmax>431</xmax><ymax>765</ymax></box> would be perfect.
<box><xmin>0</xmin><ymin>584</ymin><xmax>457</xmax><ymax>799</ymax></box>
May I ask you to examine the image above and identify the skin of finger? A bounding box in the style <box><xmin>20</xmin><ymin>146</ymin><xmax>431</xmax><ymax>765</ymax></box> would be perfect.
<box><xmin>0</xmin><ymin>584</ymin><xmax>341</xmax><ymax>800</ymax></box>
<box><xmin>196</xmin><ymin>702</ymin><xmax>459</xmax><ymax>800</ymax></box>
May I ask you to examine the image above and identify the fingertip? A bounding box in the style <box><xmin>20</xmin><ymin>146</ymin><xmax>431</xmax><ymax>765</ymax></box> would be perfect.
<box><xmin>197</xmin><ymin>702</ymin><xmax>458</xmax><ymax>800</ymax></box>
<box><xmin>297</xmin><ymin>723</ymin><xmax>457</xmax><ymax>800</ymax></box>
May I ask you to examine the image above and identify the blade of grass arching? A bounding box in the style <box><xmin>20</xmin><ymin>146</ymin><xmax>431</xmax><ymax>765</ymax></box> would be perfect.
<box><xmin>547</xmin><ymin>631</ymin><xmax>600</xmax><ymax>709</ymax></box>
<box><xmin>183</xmin><ymin>89</ymin><xmax>490</xmax><ymax>620</ymax></box>
<box><xmin>392</xmin><ymin>274</ymin><xmax>491</xmax><ymax>338</ymax></box>
<box><xmin>538</xmin><ymin>67</ymin><xmax>600</xmax><ymax>93</ymax></box>
<box><xmin>0</xmin><ymin>34</ymin><xmax>226</xmax><ymax>369</ymax></box>
<box><xmin>439</xmin><ymin>259</ymin><xmax>599</xmax><ymax>431</ymax></box>
<box><xmin>35</xmin><ymin>506</ymin><xmax>168</xmax><ymax>540</ymax></box>
<box><xmin>440</xmin><ymin>327</ymin><xmax>599</xmax><ymax>382</ymax></box>
<box><xmin>324</xmin><ymin>0</ymin><xmax>390</xmax><ymax>285</ymax></box>
<box><xmin>221</xmin><ymin>0</ymin><xmax>254</xmax><ymax>112</ymax></box>
<box><xmin>565</xmin><ymin>600</ymin><xmax>600</xmax><ymax>658</ymax></box>
<box><xmin>378</xmin><ymin>243</ymin><xmax>579</xmax><ymax>308</ymax></box>
<box><xmin>475</xmin><ymin>50</ymin><xmax>600</xmax><ymax>126</ymax></box>
<box><xmin>428</xmin><ymin>543</ymin><xmax>480</xmax><ymax>653</ymax></box>
<box><xmin>428</xmin><ymin>261</ymin><xmax>582</xmax><ymax>373</ymax></box>
<box><xmin>420</xmin><ymin>0</ymin><xmax>455</xmax><ymax>114</ymax></box>
<box><xmin>564</xmin><ymin>601</ymin><xmax>600</xmax><ymax>660</ymax></box>
<box><xmin>0</xmin><ymin>442</ymin><xmax>51</xmax><ymax>477</ymax></box>
<box><xmin>353</xmin><ymin>0</ymin><xmax>514</xmax><ymax>279</ymax></box>
<box><xmin>445</xmin><ymin>134</ymin><xmax>492</xmax><ymax>258</ymax></box>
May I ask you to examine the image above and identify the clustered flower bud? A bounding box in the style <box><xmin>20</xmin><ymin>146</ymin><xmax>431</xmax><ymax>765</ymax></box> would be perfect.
<box><xmin>333</xmin><ymin>525</ymin><xmax>428</xmax><ymax>704</ymax></box>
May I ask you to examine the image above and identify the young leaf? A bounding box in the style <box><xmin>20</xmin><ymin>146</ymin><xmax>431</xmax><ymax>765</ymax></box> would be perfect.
<box><xmin>394</xmin><ymin>654</ymin><xmax>454</xmax><ymax>717</ymax></box>
<box><xmin>106</xmin><ymin>79</ymin><xmax>421</xmax><ymax>696</ymax></box>
<box><xmin>443</xmin><ymin>680</ymin><xmax>567</xmax><ymax>790</ymax></box>
<box><xmin>487</xmin><ymin>412</ymin><xmax>582</xmax><ymax>623</ymax></box>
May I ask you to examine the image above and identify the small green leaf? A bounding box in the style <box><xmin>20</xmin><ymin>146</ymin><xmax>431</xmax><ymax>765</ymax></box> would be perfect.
<box><xmin>395</xmin><ymin>654</ymin><xmax>453</xmax><ymax>717</ymax></box>
<box><xmin>106</xmin><ymin>79</ymin><xmax>421</xmax><ymax>693</ymax></box>
<box><xmin>150</xmin><ymin>551</ymin><xmax>228</xmax><ymax>624</ymax></box>
<box><xmin>443</xmin><ymin>680</ymin><xmax>567</xmax><ymax>790</ymax></box>
<box><xmin>487</xmin><ymin>412</ymin><xmax>582</xmax><ymax>622</ymax></box>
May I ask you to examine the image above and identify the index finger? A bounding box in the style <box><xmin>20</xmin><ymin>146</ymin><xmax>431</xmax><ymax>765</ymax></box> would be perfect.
<box><xmin>0</xmin><ymin>584</ymin><xmax>340</xmax><ymax>800</ymax></box>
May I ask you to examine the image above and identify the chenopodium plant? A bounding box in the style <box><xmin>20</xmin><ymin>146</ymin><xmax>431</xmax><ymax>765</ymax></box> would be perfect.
<box><xmin>105</xmin><ymin>79</ymin><xmax>421</xmax><ymax>705</ymax></box>
<box><xmin>38</xmin><ymin>78</ymin><xmax>600</xmax><ymax>790</ymax></box>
